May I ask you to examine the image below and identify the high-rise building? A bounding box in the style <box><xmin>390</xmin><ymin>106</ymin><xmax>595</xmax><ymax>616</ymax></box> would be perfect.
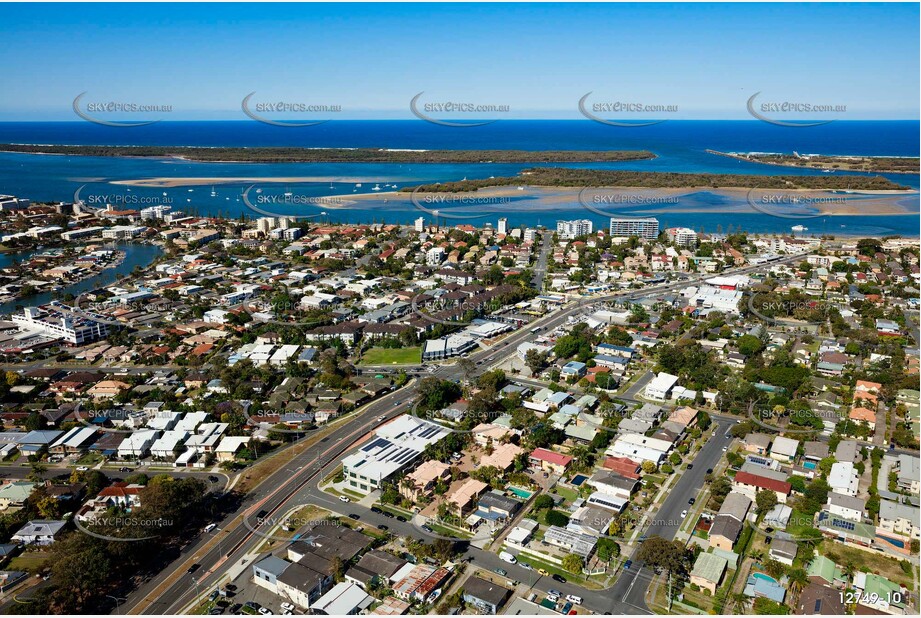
<box><xmin>609</xmin><ymin>217</ymin><xmax>660</xmax><ymax>240</ymax></box>
<box><xmin>256</xmin><ymin>217</ymin><xmax>276</xmax><ymax>233</ymax></box>
<box><xmin>556</xmin><ymin>219</ymin><xmax>593</xmax><ymax>239</ymax></box>
<box><xmin>498</xmin><ymin>218</ymin><xmax>508</xmax><ymax>235</ymax></box>
<box><xmin>666</xmin><ymin>227</ymin><xmax>698</xmax><ymax>248</ymax></box>
<box><xmin>414</xmin><ymin>216</ymin><xmax>425</xmax><ymax>232</ymax></box>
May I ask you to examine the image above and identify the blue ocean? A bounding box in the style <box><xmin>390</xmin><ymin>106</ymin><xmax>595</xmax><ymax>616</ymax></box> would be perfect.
<box><xmin>0</xmin><ymin>120</ymin><xmax>917</xmax><ymax>236</ymax></box>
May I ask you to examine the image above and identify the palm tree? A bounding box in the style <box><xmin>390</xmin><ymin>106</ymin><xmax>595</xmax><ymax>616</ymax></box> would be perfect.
<box><xmin>788</xmin><ymin>568</ymin><xmax>809</xmax><ymax>596</ymax></box>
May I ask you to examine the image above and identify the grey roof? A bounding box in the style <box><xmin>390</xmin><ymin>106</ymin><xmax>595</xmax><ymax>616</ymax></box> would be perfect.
<box><xmin>827</xmin><ymin>492</ymin><xmax>866</xmax><ymax>513</ymax></box>
<box><xmin>718</xmin><ymin>492</ymin><xmax>752</xmax><ymax>520</ymax></box>
<box><xmin>462</xmin><ymin>576</ymin><xmax>511</xmax><ymax>606</ymax></box>
<box><xmin>803</xmin><ymin>441</ymin><xmax>829</xmax><ymax>460</ymax></box>
<box><xmin>770</xmin><ymin>538</ymin><xmax>799</xmax><ymax>560</ymax></box>
<box><xmin>254</xmin><ymin>555</ymin><xmax>290</xmax><ymax>577</ymax></box>
<box><xmin>880</xmin><ymin>499</ymin><xmax>921</xmax><ymax>526</ymax></box>
<box><xmin>710</xmin><ymin>514</ymin><xmax>744</xmax><ymax>543</ymax></box>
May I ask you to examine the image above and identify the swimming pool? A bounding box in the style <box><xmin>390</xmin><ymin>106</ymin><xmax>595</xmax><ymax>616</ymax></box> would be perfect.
<box><xmin>571</xmin><ymin>474</ymin><xmax>589</xmax><ymax>486</ymax></box>
<box><xmin>752</xmin><ymin>572</ymin><xmax>779</xmax><ymax>584</ymax></box>
<box><xmin>803</xmin><ymin>461</ymin><xmax>817</xmax><ymax>470</ymax></box>
<box><xmin>509</xmin><ymin>486</ymin><xmax>533</xmax><ymax>499</ymax></box>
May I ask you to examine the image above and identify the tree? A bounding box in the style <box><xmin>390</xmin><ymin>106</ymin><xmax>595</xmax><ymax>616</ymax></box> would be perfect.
<box><xmin>753</xmin><ymin>598</ymin><xmax>789</xmax><ymax>615</ymax></box>
<box><xmin>787</xmin><ymin>568</ymin><xmax>808</xmax><ymax>596</ymax></box>
<box><xmin>635</xmin><ymin>536</ymin><xmax>688</xmax><ymax>576</ymax></box>
<box><xmin>762</xmin><ymin>559</ymin><xmax>787</xmax><ymax>580</ymax></box>
<box><xmin>641</xmin><ymin>461</ymin><xmax>657</xmax><ymax>474</ymax></box>
<box><xmin>562</xmin><ymin>553</ymin><xmax>583</xmax><ymax>574</ymax></box>
<box><xmin>755</xmin><ymin>489</ymin><xmax>778</xmax><ymax>516</ymax></box>
<box><xmin>533</xmin><ymin>494</ymin><xmax>554</xmax><ymax>510</ymax></box>
<box><xmin>596</xmin><ymin>537</ymin><xmax>620</xmax><ymax>562</ymax></box>
<box><xmin>525</xmin><ymin>349</ymin><xmax>548</xmax><ymax>376</ymax></box>
<box><xmin>546</xmin><ymin>510</ymin><xmax>570</xmax><ymax>527</ymax></box>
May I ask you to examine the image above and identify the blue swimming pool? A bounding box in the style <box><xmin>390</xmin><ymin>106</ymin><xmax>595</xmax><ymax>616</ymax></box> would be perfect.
<box><xmin>752</xmin><ymin>572</ymin><xmax>779</xmax><ymax>584</ymax></box>
<box><xmin>509</xmin><ymin>486</ymin><xmax>533</xmax><ymax>499</ymax></box>
<box><xmin>571</xmin><ymin>474</ymin><xmax>589</xmax><ymax>486</ymax></box>
<box><xmin>803</xmin><ymin>461</ymin><xmax>817</xmax><ymax>470</ymax></box>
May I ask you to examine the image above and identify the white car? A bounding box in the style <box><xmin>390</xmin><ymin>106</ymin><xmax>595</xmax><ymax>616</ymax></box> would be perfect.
<box><xmin>76</xmin><ymin>466</ymin><xmax>89</xmax><ymax>471</ymax></box>
<box><xmin>377</xmin><ymin>415</ymin><xmax>386</xmax><ymax>422</ymax></box>
<box><xmin>722</xmin><ymin>446</ymin><xmax>728</xmax><ymax>452</ymax></box>
<box><xmin>339</xmin><ymin>496</ymin><xmax>350</xmax><ymax>503</ymax></box>
<box><xmin>546</xmin><ymin>594</ymin><xmax>560</xmax><ymax>603</ymax></box>
<box><xmin>280</xmin><ymin>603</ymin><xmax>295</xmax><ymax>612</ymax></box>
<box><xmin>499</xmin><ymin>551</ymin><xmax>517</xmax><ymax>564</ymax></box>
<box><xmin>566</xmin><ymin>595</ymin><xmax>583</xmax><ymax>605</ymax></box>
<box><xmin>258</xmin><ymin>608</ymin><xmax>272</xmax><ymax>615</ymax></box>
<box><xmin>680</xmin><ymin>509</ymin><xmax>688</xmax><ymax>518</ymax></box>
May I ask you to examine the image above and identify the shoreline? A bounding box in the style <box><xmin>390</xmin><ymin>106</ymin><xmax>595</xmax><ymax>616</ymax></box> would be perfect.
<box><xmin>707</xmin><ymin>149</ymin><xmax>920</xmax><ymax>175</ymax></box>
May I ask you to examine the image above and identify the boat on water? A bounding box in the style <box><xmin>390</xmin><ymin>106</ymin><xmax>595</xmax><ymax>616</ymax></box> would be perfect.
<box><xmin>210</xmin><ymin>186</ymin><xmax>217</xmax><ymax>197</ymax></box>
<box><xmin>791</xmin><ymin>225</ymin><xmax>808</xmax><ymax>232</ymax></box>
<box><xmin>372</xmin><ymin>184</ymin><xmax>381</xmax><ymax>191</ymax></box>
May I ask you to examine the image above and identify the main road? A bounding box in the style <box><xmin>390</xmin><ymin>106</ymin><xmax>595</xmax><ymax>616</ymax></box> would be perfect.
<box><xmin>123</xmin><ymin>254</ymin><xmax>802</xmax><ymax>615</ymax></box>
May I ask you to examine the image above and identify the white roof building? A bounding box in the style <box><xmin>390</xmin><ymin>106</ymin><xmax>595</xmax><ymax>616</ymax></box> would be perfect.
<box><xmin>828</xmin><ymin>462</ymin><xmax>859</xmax><ymax>497</ymax></box>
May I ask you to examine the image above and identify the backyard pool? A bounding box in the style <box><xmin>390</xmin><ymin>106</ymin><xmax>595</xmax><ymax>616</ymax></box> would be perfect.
<box><xmin>570</xmin><ymin>474</ymin><xmax>589</xmax><ymax>486</ymax></box>
<box><xmin>752</xmin><ymin>572</ymin><xmax>779</xmax><ymax>584</ymax></box>
<box><xmin>509</xmin><ymin>486</ymin><xmax>534</xmax><ymax>499</ymax></box>
<box><xmin>803</xmin><ymin>461</ymin><xmax>817</xmax><ymax>470</ymax></box>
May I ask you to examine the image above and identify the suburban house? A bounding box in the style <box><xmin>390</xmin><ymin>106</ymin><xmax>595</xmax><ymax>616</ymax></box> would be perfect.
<box><xmin>690</xmin><ymin>552</ymin><xmax>727</xmax><ymax>594</ymax></box>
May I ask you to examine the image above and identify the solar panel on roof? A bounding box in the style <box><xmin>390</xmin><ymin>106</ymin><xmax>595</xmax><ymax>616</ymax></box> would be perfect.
<box><xmin>814</xmin><ymin>600</ymin><xmax>822</xmax><ymax>612</ymax></box>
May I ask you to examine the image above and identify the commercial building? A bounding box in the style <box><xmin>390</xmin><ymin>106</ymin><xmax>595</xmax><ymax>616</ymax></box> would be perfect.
<box><xmin>341</xmin><ymin>417</ymin><xmax>448</xmax><ymax>495</ymax></box>
<box><xmin>13</xmin><ymin>304</ymin><xmax>109</xmax><ymax>345</ymax></box>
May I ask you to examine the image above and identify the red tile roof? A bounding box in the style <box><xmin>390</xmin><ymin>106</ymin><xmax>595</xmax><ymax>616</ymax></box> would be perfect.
<box><xmin>733</xmin><ymin>471</ymin><xmax>791</xmax><ymax>494</ymax></box>
<box><xmin>530</xmin><ymin>448</ymin><xmax>573</xmax><ymax>467</ymax></box>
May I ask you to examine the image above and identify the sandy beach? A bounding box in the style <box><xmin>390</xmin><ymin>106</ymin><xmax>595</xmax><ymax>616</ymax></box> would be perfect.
<box><xmin>111</xmin><ymin>176</ymin><xmax>397</xmax><ymax>188</ymax></box>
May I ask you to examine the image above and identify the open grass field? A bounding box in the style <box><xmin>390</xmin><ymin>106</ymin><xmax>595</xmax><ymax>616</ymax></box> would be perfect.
<box><xmin>360</xmin><ymin>346</ymin><xmax>421</xmax><ymax>365</ymax></box>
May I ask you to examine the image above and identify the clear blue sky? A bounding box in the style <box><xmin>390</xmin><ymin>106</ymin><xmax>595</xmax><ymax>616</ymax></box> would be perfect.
<box><xmin>0</xmin><ymin>2</ymin><xmax>917</xmax><ymax>120</ymax></box>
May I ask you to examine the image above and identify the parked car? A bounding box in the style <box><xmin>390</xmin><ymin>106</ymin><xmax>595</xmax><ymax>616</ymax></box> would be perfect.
<box><xmin>566</xmin><ymin>595</ymin><xmax>583</xmax><ymax>605</ymax></box>
<box><xmin>378</xmin><ymin>524</ymin><xmax>388</xmax><ymax>531</ymax></box>
<box><xmin>538</xmin><ymin>568</ymin><xmax>550</xmax><ymax>576</ymax></box>
<box><xmin>624</xmin><ymin>560</ymin><xmax>633</xmax><ymax>569</ymax></box>
<box><xmin>370</xmin><ymin>506</ymin><xmax>382</xmax><ymax>514</ymax></box>
<box><xmin>552</xmin><ymin>573</ymin><xmax>566</xmax><ymax>583</ymax></box>
<box><xmin>348</xmin><ymin>513</ymin><xmax>360</xmax><ymax>520</ymax></box>
<box><xmin>499</xmin><ymin>551</ymin><xmax>517</xmax><ymax>564</ymax></box>
<box><xmin>688</xmin><ymin>497</ymin><xmax>695</xmax><ymax>505</ymax></box>
<box><xmin>548</xmin><ymin>589</ymin><xmax>562</xmax><ymax>598</ymax></box>
<box><xmin>495</xmin><ymin>568</ymin><xmax>508</xmax><ymax>577</ymax></box>
<box><xmin>187</xmin><ymin>563</ymin><xmax>201</xmax><ymax>574</ymax></box>
<box><xmin>339</xmin><ymin>496</ymin><xmax>350</xmax><ymax>503</ymax></box>
<box><xmin>280</xmin><ymin>603</ymin><xmax>295</xmax><ymax>612</ymax></box>
<box><xmin>680</xmin><ymin>509</ymin><xmax>688</xmax><ymax>518</ymax></box>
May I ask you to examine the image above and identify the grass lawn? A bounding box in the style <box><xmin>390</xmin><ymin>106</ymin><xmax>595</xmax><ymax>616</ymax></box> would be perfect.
<box><xmin>8</xmin><ymin>552</ymin><xmax>51</xmax><ymax>574</ymax></box>
<box><xmin>360</xmin><ymin>347</ymin><xmax>421</xmax><ymax>365</ymax></box>
<box><xmin>554</xmin><ymin>486</ymin><xmax>579</xmax><ymax>502</ymax></box>
<box><xmin>821</xmin><ymin>541</ymin><xmax>915</xmax><ymax>589</ymax></box>
<box><xmin>75</xmin><ymin>452</ymin><xmax>104</xmax><ymax>466</ymax></box>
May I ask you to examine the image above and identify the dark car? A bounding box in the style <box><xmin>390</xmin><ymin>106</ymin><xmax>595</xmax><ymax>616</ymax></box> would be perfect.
<box><xmin>224</xmin><ymin>584</ymin><xmax>237</xmax><ymax>592</ymax></box>
<box><xmin>686</xmin><ymin>464</ymin><xmax>693</xmax><ymax>470</ymax></box>
<box><xmin>552</xmin><ymin>574</ymin><xmax>567</xmax><ymax>583</ymax></box>
<box><xmin>348</xmin><ymin>513</ymin><xmax>360</xmax><ymax>520</ymax></box>
<box><xmin>370</xmin><ymin>506</ymin><xmax>383</xmax><ymax>514</ymax></box>
<box><xmin>187</xmin><ymin>563</ymin><xmax>201</xmax><ymax>574</ymax></box>
<box><xmin>378</xmin><ymin>524</ymin><xmax>389</xmax><ymax>531</ymax></box>
<box><xmin>208</xmin><ymin>475</ymin><xmax>220</xmax><ymax>483</ymax></box>
<box><xmin>706</xmin><ymin>468</ymin><xmax>713</xmax><ymax>474</ymax></box>
<box><xmin>228</xmin><ymin>604</ymin><xmax>242</xmax><ymax>614</ymax></box>
<box><xmin>688</xmin><ymin>497</ymin><xmax>696</xmax><ymax>505</ymax></box>
<box><xmin>118</xmin><ymin>467</ymin><xmax>132</xmax><ymax>472</ymax></box>
<box><xmin>396</xmin><ymin>515</ymin><xmax>407</xmax><ymax>522</ymax></box>
<box><xmin>624</xmin><ymin>560</ymin><xmax>633</xmax><ymax>569</ymax></box>
<box><xmin>382</xmin><ymin>511</ymin><xmax>395</xmax><ymax>518</ymax></box>
<box><xmin>209</xmin><ymin>608</ymin><xmax>224</xmax><ymax>615</ymax></box>
<box><xmin>495</xmin><ymin>568</ymin><xmax>508</xmax><ymax>577</ymax></box>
